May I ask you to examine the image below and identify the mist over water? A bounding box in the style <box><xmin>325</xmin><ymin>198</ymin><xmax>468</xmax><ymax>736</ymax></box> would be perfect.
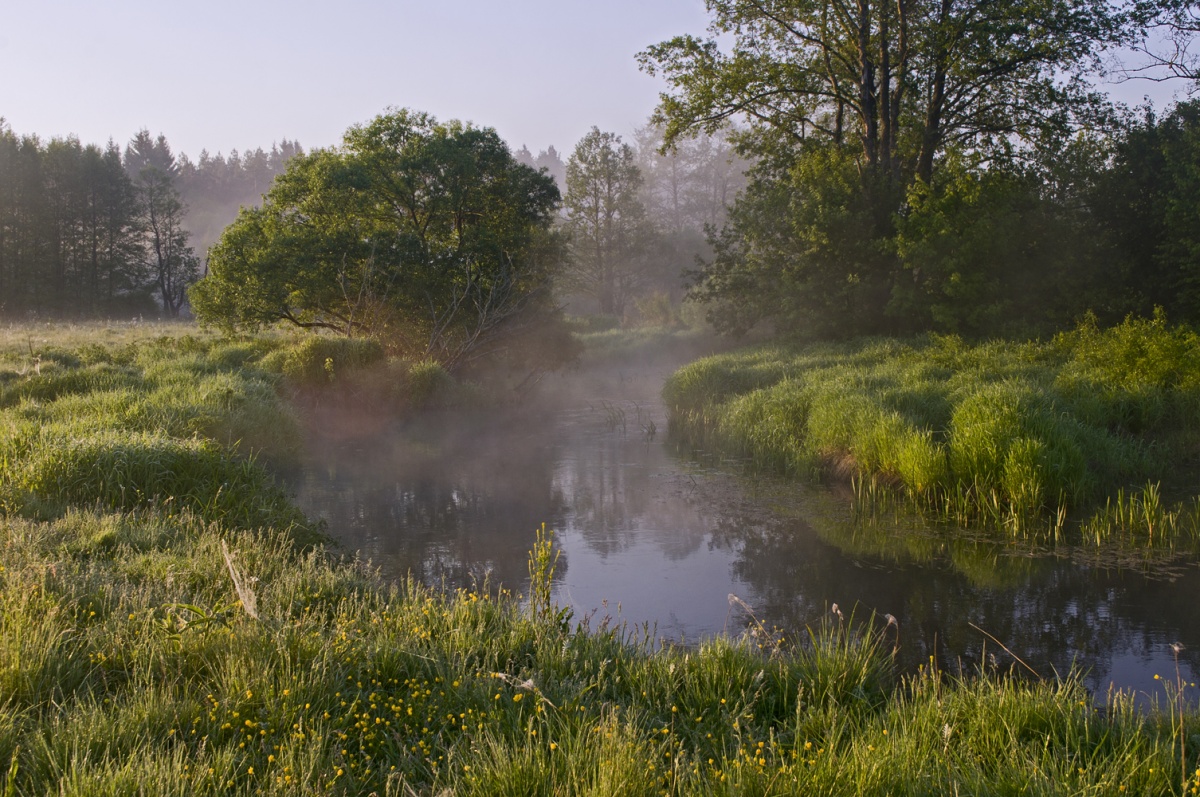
<box><xmin>289</xmin><ymin>356</ymin><xmax>1200</xmax><ymax>702</ymax></box>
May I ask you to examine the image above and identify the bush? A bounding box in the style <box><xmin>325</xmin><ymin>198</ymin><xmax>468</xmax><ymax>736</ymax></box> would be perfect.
<box><xmin>260</xmin><ymin>336</ymin><xmax>385</xmax><ymax>386</ymax></box>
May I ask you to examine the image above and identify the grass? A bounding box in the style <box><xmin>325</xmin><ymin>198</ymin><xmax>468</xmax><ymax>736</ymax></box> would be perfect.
<box><xmin>664</xmin><ymin>314</ymin><xmax>1200</xmax><ymax>542</ymax></box>
<box><xmin>1</xmin><ymin>322</ymin><xmax>1199</xmax><ymax>793</ymax></box>
<box><xmin>0</xmin><ymin>508</ymin><xmax>1196</xmax><ymax>795</ymax></box>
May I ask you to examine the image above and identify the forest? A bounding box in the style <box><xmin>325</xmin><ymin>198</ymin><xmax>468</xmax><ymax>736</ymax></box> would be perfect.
<box><xmin>0</xmin><ymin>122</ymin><xmax>299</xmax><ymax>319</ymax></box>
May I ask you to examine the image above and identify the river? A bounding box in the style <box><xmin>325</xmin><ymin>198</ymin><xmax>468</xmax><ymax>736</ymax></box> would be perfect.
<box><xmin>289</xmin><ymin>356</ymin><xmax>1200</xmax><ymax>702</ymax></box>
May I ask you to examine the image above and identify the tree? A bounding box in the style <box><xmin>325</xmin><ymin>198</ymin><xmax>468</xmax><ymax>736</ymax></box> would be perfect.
<box><xmin>190</xmin><ymin>109</ymin><xmax>570</xmax><ymax>370</ymax></box>
<box><xmin>125</xmin><ymin>130</ymin><xmax>200</xmax><ymax>317</ymax></box>
<box><xmin>639</xmin><ymin>0</ymin><xmax>1124</xmax><ymax>338</ymax></box>
<box><xmin>0</xmin><ymin>121</ymin><xmax>149</xmax><ymax>319</ymax></box>
<box><xmin>634</xmin><ymin>124</ymin><xmax>748</xmax><ymax>235</ymax></box>
<box><xmin>562</xmin><ymin>128</ymin><xmax>653</xmax><ymax>316</ymax></box>
<box><xmin>1120</xmin><ymin>0</ymin><xmax>1200</xmax><ymax>85</ymax></box>
<box><xmin>1088</xmin><ymin>100</ymin><xmax>1200</xmax><ymax>322</ymax></box>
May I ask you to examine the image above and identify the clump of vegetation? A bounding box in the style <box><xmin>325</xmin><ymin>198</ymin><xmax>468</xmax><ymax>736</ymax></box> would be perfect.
<box><xmin>665</xmin><ymin>315</ymin><xmax>1200</xmax><ymax>538</ymax></box>
<box><xmin>0</xmin><ymin>329</ymin><xmax>310</xmax><ymax>533</ymax></box>
<box><xmin>259</xmin><ymin>336</ymin><xmax>385</xmax><ymax>386</ymax></box>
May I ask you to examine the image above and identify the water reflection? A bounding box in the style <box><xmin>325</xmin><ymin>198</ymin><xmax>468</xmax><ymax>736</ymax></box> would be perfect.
<box><xmin>289</xmin><ymin>362</ymin><xmax>1200</xmax><ymax>698</ymax></box>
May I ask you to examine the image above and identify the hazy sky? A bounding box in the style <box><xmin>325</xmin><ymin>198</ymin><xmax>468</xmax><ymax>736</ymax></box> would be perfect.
<box><xmin>0</xmin><ymin>0</ymin><xmax>709</xmax><ymax>160</ymax></box>
<box><xmin>1</xmin><ymin>1</ymin><xmax>1187</xmax><ymax>163</ymax></box>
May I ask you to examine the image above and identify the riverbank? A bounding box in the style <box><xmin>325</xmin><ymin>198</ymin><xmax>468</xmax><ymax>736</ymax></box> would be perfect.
<box><xmin>664</xmin><ymin>314</ymin><xmax>1200</xmax><ymax>543</ymax></box>
<box><xmin>1</xmin><ymin>324</ymin><xmax>1198</xmax><ymax>794</ymax></box>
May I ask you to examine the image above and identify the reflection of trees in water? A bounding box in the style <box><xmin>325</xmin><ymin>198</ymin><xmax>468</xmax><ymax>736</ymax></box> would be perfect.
<box><xmin>293</xmin><ymin>412</ymin><xmax>569</xmax><ymax>593</ymax></box>
<box><xmin>292</xmin><ymin>390</ymin><xmax>1200</xmax><ymax>694</ymax></box>
<box><xmin>706</xmin><ymin>505</ymin><xmax>1200</xmax><ymax>692</ymax></box>
<box><xmin>554</xmin><ymin>409</ymin><xmax>710</xmax><ymax>561</ymax></box>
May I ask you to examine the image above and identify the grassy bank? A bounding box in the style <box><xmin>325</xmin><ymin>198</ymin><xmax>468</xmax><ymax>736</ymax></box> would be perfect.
<box><xmin>664</xmin><ymin>314</ymin><xmax>1200</xmax><ymax>540</ymax></box>
<box><xmin>0</xmin><ymin>324</ymin><xmax>1198</xmax><ymax>794</ymax></box>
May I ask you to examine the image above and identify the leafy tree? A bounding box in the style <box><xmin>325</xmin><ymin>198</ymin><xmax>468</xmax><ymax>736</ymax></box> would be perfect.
<box><xmin>562</xmin><ymin>128</ymin><xmax>653</xmax><ymax>316</ymax></box>
<box><xmin>190</xmin><ymin>109</ymin><xmax>569</xmax><ymax>370</ymax></box>
<box><xmin>639</xmin><ymin>0</ymin><xmax>1125</xmax><ymax>338</ymax></box>
<box><xmin>125</xmin><ymin>131</ymin><xmax>200</xmax><ymax>317</ymax></box>
<box><xmin>1090</xmin><ymin>100</ymin><xmax>1200</xmax><ymax>322</ymax></box>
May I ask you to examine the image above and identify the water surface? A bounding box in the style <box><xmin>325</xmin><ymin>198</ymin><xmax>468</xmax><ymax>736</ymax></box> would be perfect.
<box><xmin>291</xmin><ymin>360</ymin><xmax>1200</xmax><ymax>700</ymax></box>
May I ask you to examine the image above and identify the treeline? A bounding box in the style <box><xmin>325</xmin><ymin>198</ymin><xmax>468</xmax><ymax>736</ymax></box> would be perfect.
<box><xmin>177</xmin><ymin>141</ymin><xmax>302</xmax><ymax>256</ymax></box>
<box><xmin>0</xmin><ymin>119</ymin><xmax>299</xmax><ymax>321</ymax></box>
<box><xmin>0</xmin><ymin>123</ymin><xmax>146</xmax><ymax>318</ymax></box>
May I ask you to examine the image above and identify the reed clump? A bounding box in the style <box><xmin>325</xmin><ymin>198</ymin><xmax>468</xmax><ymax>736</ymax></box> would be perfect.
<box><xmin>665</xmin><ymin>315</ymin><xmax>1200</xmax><ymax>540</ymax></box>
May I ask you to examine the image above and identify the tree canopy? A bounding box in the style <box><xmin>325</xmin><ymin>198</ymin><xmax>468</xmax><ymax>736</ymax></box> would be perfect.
<box><xmin>561</xmin><ymin>128</ymin><xmax>653</xmax><ymax>316</ymax></box>
<box><xmin>190</xmin><ymin>109</ymin><xmax>570</xmax><ymax>369</ymax></box>
<box><xmin>638</xmin><ymin>0</ymin><xmax>1145</xmax><ymax>338</ymax></box>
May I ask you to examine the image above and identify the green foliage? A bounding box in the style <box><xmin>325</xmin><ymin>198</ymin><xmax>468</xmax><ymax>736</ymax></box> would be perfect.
<box><xmin>562</xmin><ymin>128</ymin><xmax>652</xmax><ymax>316</ymax></box>
<box><xmin>403</xmin><ymin>361</ymin><xmax>458</xmax><ymax>409</ymax></box>
<box><xmin>665</xmin><ymin>317</ymin><xmax>1200</xmax><ymax>534</ymax></box>
<box><xmin>641</xmin><ymin>0</ymin><xmax>1124</xmax><ymax>341</ymax></box>
<box><xmin>259</xmin><ymin>336</ymin><xmax>385</xmax><ymax>386</ymax></box>
<box><xmin>892</xmin><ymin>159</ymin><xmax>1097</xmax><ymax>337</ymax></box>
<box><xmin>1090</xmin><ymin>101</ymin><xmax>1200</xmax><ymax>324</ymax></box>
<box><xmin>191</xmin><ymin>109</ymin><xmax>570</xmax><ymax>371</ymax></box>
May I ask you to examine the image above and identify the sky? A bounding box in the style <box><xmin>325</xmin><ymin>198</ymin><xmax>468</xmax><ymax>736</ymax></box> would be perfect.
<box><xmin>0</xmin><ymin>1</ymin><xmax>1189</xmax><ymax>163</ymax></box>
<box><xmin>0</xmin><ymin>0</ymin><xmax>711</xmax><ymax>160</ymax></box>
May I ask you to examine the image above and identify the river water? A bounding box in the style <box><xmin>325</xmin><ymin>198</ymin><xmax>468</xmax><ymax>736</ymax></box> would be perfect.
<box><xmin>290</xmin><ymin>358</ymin><xmax>1200</xmax><ymax>701</ymax></box>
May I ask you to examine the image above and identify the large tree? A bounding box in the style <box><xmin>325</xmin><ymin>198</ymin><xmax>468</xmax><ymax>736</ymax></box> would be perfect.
<box><xmin>562</xmin><ymin>128</ymin><xmax>653</xmax><ymax>316</ymax></box>
<box><xmin>190</xmin><ymin>109</ymin><xmax>568</xmax><ymax>369</ymax></box>
<box><xmin>639</xmin><ymin>0</ymin><xmax>1124</xmax><ymax>338</ymax></box>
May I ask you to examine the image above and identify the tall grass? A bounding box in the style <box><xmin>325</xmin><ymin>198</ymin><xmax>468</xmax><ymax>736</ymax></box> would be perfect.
<box><xmin>665</xmin><ymin>317</ymin><xmax>1200</xmax><ymax>541</ymax></box>
<box><xmin>0</xmin><ymin>509</ymin><xmax>1194</xmax><ymax>794</ymax></box>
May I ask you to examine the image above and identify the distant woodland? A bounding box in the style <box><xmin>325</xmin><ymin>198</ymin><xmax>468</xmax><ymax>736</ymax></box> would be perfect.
<box><xmin>0</xmin><ymin>120</ymin><xmax>299</xmax><ymax>319</ymax></box>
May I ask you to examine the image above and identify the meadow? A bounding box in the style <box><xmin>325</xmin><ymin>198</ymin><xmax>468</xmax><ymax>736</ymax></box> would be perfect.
<box><xmin>664</xmin><ymin>313</ymin><xmax>1200</xmax><ymax>542</ymax></box>
<box><xmin>0</xmin><ymin>322</ymin><xmax>1197</xmax><ymax>794</ymax></box>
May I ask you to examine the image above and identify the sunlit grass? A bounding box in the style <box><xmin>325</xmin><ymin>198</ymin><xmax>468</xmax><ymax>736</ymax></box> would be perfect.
<box><xmin>665</xmin><ymin>315</ymin><xmax>1200</xmax><ymax>542</ymax></box>
<box><xmin>0</xmin><ymin>509</ymin><xmax>1196</xmax><ymax>795</ymax></box>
